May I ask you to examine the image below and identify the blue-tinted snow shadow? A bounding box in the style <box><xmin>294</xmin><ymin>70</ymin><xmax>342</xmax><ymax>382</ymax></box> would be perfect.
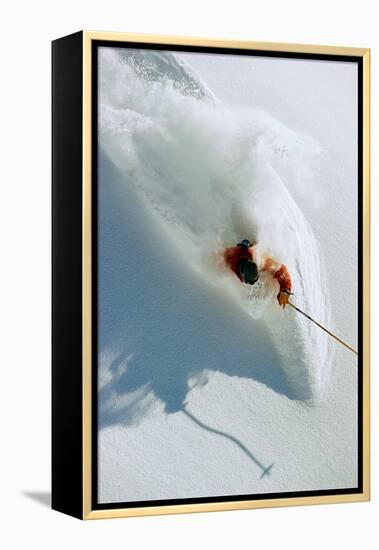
<box><xmin>98</xmin><ymin>151</ymin><xmax>299</xmax><ymax>430</ymax></box>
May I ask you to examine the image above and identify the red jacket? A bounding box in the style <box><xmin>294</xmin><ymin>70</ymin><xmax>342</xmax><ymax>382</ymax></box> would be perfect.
<box><xmin>223</xmin><ymin>246</ymin><xmax>292</xmax><ymax>292</ymax></box>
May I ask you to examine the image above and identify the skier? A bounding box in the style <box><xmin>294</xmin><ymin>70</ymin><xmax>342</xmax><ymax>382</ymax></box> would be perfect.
<box><xmin>223</xmin><ymin>239</ymin><xmax>292</xmax><ymax>308</ymax></box>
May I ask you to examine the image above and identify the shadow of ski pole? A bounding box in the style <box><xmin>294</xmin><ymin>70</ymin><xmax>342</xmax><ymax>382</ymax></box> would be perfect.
<box><xmin>182</xmin><ymin>408</ymin><xmax>274</xmax><ymax>479</ymax></box>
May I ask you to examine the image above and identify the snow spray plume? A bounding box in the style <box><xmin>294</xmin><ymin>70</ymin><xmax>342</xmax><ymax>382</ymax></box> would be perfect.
<box><xmin>99</xmin><ymin>47</ymin><xmax>332</xmax><ymax>403</ymax></box>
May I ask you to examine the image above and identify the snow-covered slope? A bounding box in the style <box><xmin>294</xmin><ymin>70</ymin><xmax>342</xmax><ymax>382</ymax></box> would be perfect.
<box><xmin>97</xmin><ymin>47</ymin><xmax>358</xmax><ymax>503</ymax></box>
<box><xmin>99</xmin><ymin>47</ymin><xmax>331</xmax><ymax>402</ymax></box>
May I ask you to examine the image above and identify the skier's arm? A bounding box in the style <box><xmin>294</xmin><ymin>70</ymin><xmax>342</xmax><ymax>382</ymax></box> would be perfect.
<box><xmin>273</xmin><ymin>264</ymin><xmax>292</xmax><ymax>293</ymax></box>
<box><xmin>223</xmin><ymin>247</ymin><xmax>244</xmax><ymax>281</ymax></box>
<box><xmin>261</xmin><ymin>256</ymin><xmax>292</xmax><ymax>308</ymax></box>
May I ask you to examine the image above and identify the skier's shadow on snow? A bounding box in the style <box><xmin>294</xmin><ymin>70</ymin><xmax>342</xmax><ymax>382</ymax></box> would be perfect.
<box><xmin>98</xmin><ymin>152</ymin><xmax>298</xmax><ymax>458</ymax></box>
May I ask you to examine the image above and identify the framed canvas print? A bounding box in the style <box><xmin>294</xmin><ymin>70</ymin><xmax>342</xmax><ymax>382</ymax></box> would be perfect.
<box><xmin>52</xmin><ymin>31</ymin><xmax>370</xmax><ymax>519</ymax></box>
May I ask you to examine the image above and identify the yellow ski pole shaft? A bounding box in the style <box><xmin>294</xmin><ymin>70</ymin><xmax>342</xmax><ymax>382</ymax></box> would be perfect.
<box><xmin>287</xmin><ymin>301</ymin><xmax>358</xmax><ymax>356</ymax></box>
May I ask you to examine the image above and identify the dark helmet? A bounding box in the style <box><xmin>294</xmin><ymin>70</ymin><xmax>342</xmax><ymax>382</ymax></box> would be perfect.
<box><xmin>238</xmin><ymin>239</ymin><xmax>251</xmax><ymax>249</ymax></box>
<box><xmin>238</xmin><ymin>258</ymin><xmax>259</xmax><ymax>286</ymax></box>
<box><xmin>243</xmin><ymin>260</ymin><xmax>259</xmax><ymax>285</ymax></box>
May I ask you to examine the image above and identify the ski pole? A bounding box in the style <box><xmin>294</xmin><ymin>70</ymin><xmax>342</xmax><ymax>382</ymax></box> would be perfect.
<box><xmin>287</xmin><ymin>301</ymin><xmax>358</xmax><ymax>356</ymax></box>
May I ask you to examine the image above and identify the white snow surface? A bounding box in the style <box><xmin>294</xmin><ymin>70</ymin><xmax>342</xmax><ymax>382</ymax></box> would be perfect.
<box><xmin>97</xmin><ymin>47</ymin><xmax>358</xmax><ymax>503</ymax></box>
